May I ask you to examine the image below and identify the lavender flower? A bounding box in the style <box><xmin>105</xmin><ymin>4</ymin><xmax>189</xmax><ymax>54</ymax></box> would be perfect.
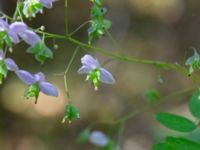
<box><xmin>39</xmin><ymin>0</ymin><xmax>53</xmax><ymax>9</ymax></box>
<box><xmin>0</xmin><ymin>18</ymin><xmax>9</xmax><ymax>31</ymax></box>
<box><xmin>16</xmin><ymin>70</ymin><xmax>58</xmax><ymax>97</ymax></box>
<box><xmin>0</xmin><ymin>19</ymin><xmax>41</xmax><ymax>46</ymax></box>
<box><xmin>23</xmin><ymin>0</ymin><xmax>54</xmax><ymax>18</ymax></box>
<box><xmin>0</xmin><ymin>50</ymin><xmax>19</xmax><ymax>71</ymax></box>
<box><xmin>9</xmin><ymin>22</ymin><xmax>40</xmax><ymax>46</ymax></box>
<box><xmin>78</xmin><ymin>54</ymin><xmax>115</xmax><ymax>90</ymax></box>
<box><xmin>89</xmin><ymin>131</ymin><xmax>109</xmax><ymax>147</ymax></box>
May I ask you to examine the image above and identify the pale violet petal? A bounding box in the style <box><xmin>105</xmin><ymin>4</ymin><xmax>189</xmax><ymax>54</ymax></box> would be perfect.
<box><xmin>99</xmin><ymin>68</ymin><xmax>115</xmax><ymax>84</ymax></box>
<box><xmin>9</xmin><ymin>22</ymin><xmax>27</xmax><ymax>33</ymax></box>
<box><xmin>39</xmin><ymin>0</ymin><xmax>53</xmax><ymax>8</ymax></box>
<box><xmin>39</xmin><ymin>81</ymin><xmax>58</xmax><ymax>97</ymax></box>
<box><xmin>19</xmin><ymin>30</ymin><xmax>40</xmax><ymax>46</ymax></box>
<box><xmin>0</xmin><ymin>50</ymin><xmax>5</xmax><ymax>60</ymax></box>
<box><xmin>16</xmin><ymin>70</ymin><xmax>36</xmax><ymax>85</ymax></box>
<box><xmin>34</xmin><ymin>72</ymin><xmax>45</xmax><ymax>82</ymax></box>
<box><xmin>5</xmin><ymin>58</ymin><xmax>19</xmax><ymax>71</ymax></box>
<box><xmin>89</xmin><ymin>131</ymin><xmax>108</xmax><ymax>147</ymax></box>
<box><xmin>78</xmin><ymin>66</ymin><xmax>93</xmax><ymax>74</ymax></box>
<box><xmin>0</xmin><ymin>18</ymin><xmax>9</xmax><ymax>31</ymax></box>
<box><xmin>8</xmin><ymin>30</ymin><xmax>20</xmax><ymax>44</ymax></box>
<box><xmin>81</xmin><ymin>54</ymin><xmax>100</xmax><ymax>70</ymax></box>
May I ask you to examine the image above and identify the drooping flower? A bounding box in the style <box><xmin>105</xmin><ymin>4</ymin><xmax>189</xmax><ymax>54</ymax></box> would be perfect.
<box><xmin>0</xmin><ymin>19</ymin><xmax>41</xmax><ymax>46</ymax></box>
<box><xmin>0</xmin><ymin>50</ymin><xmax>19</xmax><ymax>71</ymax></box>
<box><xmin>16</xmin><ymin>70</ymin><xmax>58</xmax><ymax>103</ymax></box>
<box><xmin>9</xmin><ymin>22</ymin><xmax>40</xmax><ymax>46</ymax></box>
<box><xmin>23</xmin><ymin>0</ymin><xmax>54</xmax><ymax>18</ymax></box>
<box><xmin>78</xmin><ymin>54</ymin><xmax>115</xmax><ymax>90</ymax></box>
<box><xmin>89</xmin><ymin>131</ymin><xmax>109</xmax><ymax>147</ymax></box>
<box><xmin>0</xmin><ymin>50</ymin><xmax>19</xmax><ymax>84</ymax></box>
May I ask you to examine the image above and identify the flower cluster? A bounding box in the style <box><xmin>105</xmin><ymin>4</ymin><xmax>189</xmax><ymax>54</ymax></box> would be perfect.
<box><xmin>0</xmin><ymin>18</ymin><xmax>40</xmax><ymax>47</ymax></box>
<box><xmin>78</xmin><ymin>54</ymin><xmax>115</xmax><ymax>90</ymax></box>
<box><xmin>88</xmin><ymin>0</ymin><xmax>112</xmax><ymax>44</ymax></box>
<box><xmin>23</xmin><ymin>0</ymin><xmax>54</xmax><ymax>18</ymax></box>
<box><xmin>0</xmin><ymin>50</ymin><xmax>58</xmax><ymax>103</ymax></box>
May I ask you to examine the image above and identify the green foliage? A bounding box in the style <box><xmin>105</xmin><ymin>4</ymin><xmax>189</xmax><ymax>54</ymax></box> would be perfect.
<box><xmin>153</xmin><ymin>136</ymin><xmax>200</xmax><ymax>150</ymax></box>
<box><xmin>88</xmin><ymin>0</ymin><xmax>112</xmax><ymax>44</ymax></box>
<box><xmin>156</xmin><ymin>112</ymin><xmax>196</xmax><ymax>132</ymax></box>
<box><xmin>144</xmin><ymin>88</ymin><xmax>161</xmax><ymax>104</ymax></box>
<box><xmin>23</xmin><ymin>0</ymin><xmax>43</xmax><ymax>18</ymax></box>
<box><xmin>185</xmin><ymin>49</ymin><xmax>200</xmax><ymax>76</ymax></box>
<box><xmin>76</xmin><ymin>129</ymin><xmax>90</xmax><ymax>143</ymax></box>
<box><xmin>0</xmin><ymin>31</ymin><xmax>12</xmax><ymax>49</ymax></box>
<box><xmin>86</xmin><ymin>68</ymin><xmax>100</xmax><ymax>90</ymax></box>
<box><xmin>24</xmin><ymin>83</ymin><xmax>40</xmax><ymax>103</ymax></box>
<box><xmin>26</xmin><ymin>41</ymin><xmax>53</xmax><ymax>64</ymax></box>
<box><xmin>62</xmin><ymin>103</ymin><xmax>80</xmax><ymax>123</ymax></box>
<box><xmin>0</xmin><ymin>60</ymin><xmax>8</xmax><ymax>84</ymax></box>
<box><xmin>103</xmin><ymin>140</ymin><xmax>121</xmax><ymax>150</ymax></box>
<box><xmin>189</xmin><ymin>90</ymin><xmax>200</xmax><ymax>119</ymax></box>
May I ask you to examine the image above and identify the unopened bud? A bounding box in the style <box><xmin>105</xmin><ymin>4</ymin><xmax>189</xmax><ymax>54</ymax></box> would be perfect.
<box><xmin>54</xmin><ymin>44</ymin><xmax>59</xmax><ymax>50</ymax></box>
<box><xmin>40</xmin><ymin>25</ymin><xmax>45</xmax><ymax>31</ymax></box>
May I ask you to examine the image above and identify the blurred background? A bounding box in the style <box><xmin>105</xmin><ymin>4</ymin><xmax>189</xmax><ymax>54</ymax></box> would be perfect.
<box><xmin>1</xmin><ymin>0</ymin><xmax>200</xmax><ymax>149</ymax></box>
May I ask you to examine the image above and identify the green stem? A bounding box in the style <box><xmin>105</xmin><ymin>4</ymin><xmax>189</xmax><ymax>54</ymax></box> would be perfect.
<box><xmin>35</xmin><ymin>31</ymin><xmax>200</xmax><ymax>82</ymax></box>
<box><xmin>69</xmin><ymin>21</ymin><xmax>90</xmax><ymax>36</ymax></box>
<box><xmin>87</xmin><ymin>86</ymin><xmax>197</xmax><ymax>129</ymax></box>
<box><xmin>64</xmin><ymin>0</ymin><xmax>69</xmax><ymax>35</ymax></box>
<box><xmin>63</xmin><ymin>47</ymin><xmax>80</xmax><ymax>100</ymax></box>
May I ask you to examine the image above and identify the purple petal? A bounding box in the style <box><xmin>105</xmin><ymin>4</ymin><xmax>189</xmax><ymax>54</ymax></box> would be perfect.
<box><xmin>39</xmin><ymin>0</ymin><xmax>53</xmax><ymax>8</ymax></box>
<box><xmin>8</xmin><ymin>30</ymin><xmax>20</xmax><ymax>44</ymax></box>
<box><xmin>5</xmin><ymin>58</ymin><xmax>19</xmax><ymax>71</ymax></box>
<box><xmin>89</xmin><ymin>131</ymin><xmax>108</xmax><ymax>147</ymax></box>
<box><xmin>16</xmin><ymin>70</ymin><xmax>36</xmax><ymax>85</ymax></box>
<box><xmin>34</xmin><ymin>72</ymin><xmax>45</xmax><ymax>82</ymax></box>
<box><xmin>81</xmin><ymin>54</ymin><xmax>100</xmax><ymax>70</ymax></box>
<box><xmin>39</xmin><ymin>81</ymin><xmax>58</xmax><ymax>97</ymax></box>
<box><xmin>99</xmin><ymin>68</ymin><xmax>115</xmax><ymax>84</ymax></box>
<box><xmin>0</xmin><ymin>50</ymin><xmax>5</xmax><ymax>60</ymax></box>
<box><xmin>0</xmin><ymin>18</ymin><xmax>9</xmax><ymax>31</ymax></box>
<box><xmin>9</xmin><ymin>22</ymin><xmax>27</xmax><ymax>33</ymax></box>
<box><xmin>78</xmin><ymin>66</ymin><xmax>93</xmax><ymax>74</ymax></box>
<box><xmin>19</xmin><ymin>30</ymin><xmax>40</xmax><ymax>46</ymax></box>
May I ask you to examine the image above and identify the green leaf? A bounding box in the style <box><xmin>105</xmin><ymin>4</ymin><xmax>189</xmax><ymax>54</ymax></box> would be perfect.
<box><xmin>156</xmin><ymin>112</ymin><xmax>196</xmax><ymax>132</ymax></box>
<box><xmin>26</xmin><ymin>41</ymin><xmax>53</xmax><ymax>64</ymax></box>
<box><xmin>103</xmin><ymin>140</ymin><xmax>121</xmax><ymax>150</ymax></box>
<box><xmin>24</xmin><ymin>83</ymin><xmax>40</xmax><ymax>104</ymax></box>
<box><xmin>144</xmin><ymin>88</ymin><xmax>161</xmax><ymax>104</ymax></box>
<box><xmin>153</xmin><ymin>136</ymin><xmax>200</xmax><ymax>150</ymax></box>
<box><xmin>90</xmin><ymin>0</ymin><xmax>103</xmax><ymax>6</ymax></box>
<box><xmin>76</xmin><ymin>129</ymin><xmax>90</xmax><ymax>143</ymax></box>
<box><xmin>62</xmin><ymin>103</ymin><xmax>80</xmax><ymax>123</ymax></box>
<box><xmin>91</xmin><ymin>5</ymin><xmax>107</xmax><ymax>18</ymax></box>
<box><xmin>0</xmin><ymin>31</ymin><xmax>12</xmax><ymax>48</ymax></box>
<box><xmin>189</xmin><ymin>90</ymin><xmax>200</xmax><ymax>119</ymax></box>
<box><xmin>0</xmin><ymin>60</ymin><xmax>8</xmax><ymax>84</ymax></box>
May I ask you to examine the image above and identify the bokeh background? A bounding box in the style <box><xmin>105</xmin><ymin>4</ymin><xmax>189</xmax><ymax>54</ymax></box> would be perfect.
<box><xmin>1</xmin><ymin>0</ymin><xmax>200</xmax><ymax>149</ymax></box>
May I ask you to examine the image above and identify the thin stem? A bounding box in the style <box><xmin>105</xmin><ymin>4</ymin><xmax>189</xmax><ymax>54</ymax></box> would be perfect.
<box><xmin>87</xmin><ymin>86</ymin><xmax>197</xmax><ymax>129</ymax></box>
<box><xmin>16</xmin><ymin>1</ymin><xmax>23</xmax><ymax>22</ymax></box>
<box><xmin>69</xmin><ymin>21</ymin><xmax>90</xmax><ymax>36</ymax></box>
<box><xmin>117</xmin><ymin>86</ymin><xmax>196</xmax><ymax>123</ymax></box>
<box><xmin>63</xmin><ymin>46</ymin><xmax>80</xmax><ymax>100</ymax></box>
<box><xmin>106</xmin><ymin>30</ymin><xmax>118</xmax><ymax>48</ymax></box>
<box><xmin>64</xmin><ymin>0</ymin><xmax>69</xmax><ymax>36</ymax></box>
<box><xmin>35</xmin><ymin>31</ymin><xmax>200</xmax><ymax>82</ymax></box>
